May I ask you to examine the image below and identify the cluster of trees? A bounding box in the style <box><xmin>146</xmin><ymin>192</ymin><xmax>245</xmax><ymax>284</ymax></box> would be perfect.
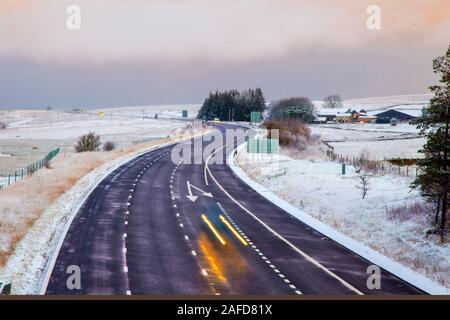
<box><xmin>197</xmin><ymin>88</ymin><xmax>265</xmax><ymax>121</ymax></box>
<box><xmin>268</xmin><ymin>97</ymin><xmax>316</xmax><ymax>123</ymax></box>
<box><xmin>412</xmin><ymin>45</ymin><xmax>449</xmax><ymax>239</ymax></box>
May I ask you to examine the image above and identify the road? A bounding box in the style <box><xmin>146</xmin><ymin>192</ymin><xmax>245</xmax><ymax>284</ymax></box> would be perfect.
<box><xmin>45</xmin><ymin>123</ymin><xmax>423</xmax><ymax>295</ymax></box>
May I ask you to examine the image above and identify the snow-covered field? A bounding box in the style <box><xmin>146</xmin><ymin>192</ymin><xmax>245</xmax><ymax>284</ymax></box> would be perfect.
<box><xmin>0</xmin><ymin>105</ymin><xmax>200</xmax><ymax>173</ymax></box>
<box><xmin>310</xmin><ymin>124</ymin><xmax>424</xmax><ymax>161</ymax></box>
<box><xmin>238</xmin><ymin>151</ymin><xmax>450</xmax><ymax>290</ymax></box>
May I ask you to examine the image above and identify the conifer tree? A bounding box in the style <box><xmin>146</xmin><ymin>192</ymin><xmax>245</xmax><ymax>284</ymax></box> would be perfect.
<box><xmin>412</xmin><ymin>45</ymin><xmax>450</xmax><ymax>238</ymax></box>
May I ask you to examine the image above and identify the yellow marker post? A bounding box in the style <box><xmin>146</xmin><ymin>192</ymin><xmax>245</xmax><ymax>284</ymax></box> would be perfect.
<box><xmin>219</xmin><ymin>215</ymin><xmax>248</xmax><ymax>246</ymax></box>
<box><xmin>202</xmin><ymin>214</ymin><xmax>226</xmax><ymax>245</ymax></box>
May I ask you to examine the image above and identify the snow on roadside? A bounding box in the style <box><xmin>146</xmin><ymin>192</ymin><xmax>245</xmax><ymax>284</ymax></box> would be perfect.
<box><xmin>0</xmin><ymin>131</ymin><xmax>209</xmax><ymax>294</ymax></box>
<box><xmin>235</xmin><ymin>147</ymin><xmax>450</xmax><ymax>293</ymax></box>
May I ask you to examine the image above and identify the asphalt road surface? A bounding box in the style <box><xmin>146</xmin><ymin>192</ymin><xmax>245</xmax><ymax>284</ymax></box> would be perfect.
<box><xmin>46</xmin><ymin>123</ymin><xmax>424</xmax><ymax>295</ymax></box>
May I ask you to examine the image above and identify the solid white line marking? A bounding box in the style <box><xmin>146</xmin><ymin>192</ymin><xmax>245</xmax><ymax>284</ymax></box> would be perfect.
<box><xmin>124</xmin><ymin>266</ymin><xmax>128</xmax><ymax>273</ymax></box>
<box><xmin>206</xmin><ymin>139</ymin><xmax>364</xmax><ymax>295</ymax></box>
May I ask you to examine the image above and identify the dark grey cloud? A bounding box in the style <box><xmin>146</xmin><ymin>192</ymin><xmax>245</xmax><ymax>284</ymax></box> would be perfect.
<box><xmin>0</xmin><ymin>42</ymin><xmax>445</xmax><ymax>109</ymax></box>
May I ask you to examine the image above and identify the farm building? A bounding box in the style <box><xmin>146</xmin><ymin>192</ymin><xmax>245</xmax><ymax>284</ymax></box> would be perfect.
<box><xmin>336</xmin><ymin>113</ymin><xmax>356</xmax><ymax>123</ymax></box>
<box><xmin>371</xmin><ymin>109</ymin><xmax>422</xmax><ymax>123</ymax></box>
<box><xmin>357</xmin><ymin>115</ymin><xmax>378</xmax><ymax>123</ymax></box>
<box><xmin>316</xmin><ymin>108</ymin><xmax>349</xmax><ymax>122</ymax></box>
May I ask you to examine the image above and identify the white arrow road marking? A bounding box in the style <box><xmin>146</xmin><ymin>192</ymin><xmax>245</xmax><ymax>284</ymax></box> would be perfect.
<box><xmin>186</xmin><ymin>180</ymin><xmax>213</xmax><ymax>202</ymax></box>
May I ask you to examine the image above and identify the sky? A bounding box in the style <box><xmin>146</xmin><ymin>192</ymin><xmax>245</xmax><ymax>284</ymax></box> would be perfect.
<box><xmin>0</xmin><ymin>0</ymin><xmax>449</xmax><ymax>109</ymax></box>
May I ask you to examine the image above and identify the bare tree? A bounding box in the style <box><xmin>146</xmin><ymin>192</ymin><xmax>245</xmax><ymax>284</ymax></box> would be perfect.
<box><xmin>355</xmin><ymin>150</ymin><xmax>370</xmax><ymax>173</ymax></box>
<box><xmin>323</xmin><ymin>95</ymin><xmax>343</xmax><ymax>109</ymax></box>
<box><xmin>357</xmin><ymin>175</ymin><xmax>370</xmax><ymax>199</ymax></box>
<box><xmin>75</xmin><ymin>132</ymin><xmax>101</xmax><ymax>152</ymax></box>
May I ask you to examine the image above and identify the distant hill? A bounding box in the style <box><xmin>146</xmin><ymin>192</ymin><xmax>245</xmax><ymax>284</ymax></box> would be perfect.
<box><xmin>313</xmin><ymin>93</ymin><xmax>431</xmax><ymax>112</ymax></box>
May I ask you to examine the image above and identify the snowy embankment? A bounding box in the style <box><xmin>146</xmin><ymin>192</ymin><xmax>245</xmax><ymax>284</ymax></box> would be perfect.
<box><xmin>230</xmin><ymin>144</ymin><xmax>449</xmax><ymax>294</ymax></box>
<box><xmin>0</xmin><ymin>129</ymin><xmax>209</xmax><ymax>294</ymax></box>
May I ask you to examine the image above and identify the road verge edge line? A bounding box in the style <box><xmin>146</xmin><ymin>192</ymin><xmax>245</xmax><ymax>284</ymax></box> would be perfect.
<box><xmin>226</xmin><ymin>138</ymin><xmax>449</xmax><ymax>295</ymax></box>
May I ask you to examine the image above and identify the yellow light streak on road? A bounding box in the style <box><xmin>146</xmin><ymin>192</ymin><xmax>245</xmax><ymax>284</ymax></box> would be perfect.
<box><xmin>198</xmin><ymin>234</ymin><xmax>227</xmax><ymax>284</ymax></box>
<box><xmin>219</xmin><ymin>215</ymin><xmax>248</xmax><ymax>246</ymax></box>
<box><xmin>202</xmin><ymin>214</ymin><xmax>226</xmax><ymax>245</ymax></box>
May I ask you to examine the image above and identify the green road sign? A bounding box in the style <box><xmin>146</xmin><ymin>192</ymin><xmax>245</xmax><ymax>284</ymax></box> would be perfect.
<box><xmin>247</xmin><ymin>138</ymin><xmax>279</xmax><ymax>154</ymax></box>
<box><xmin>250</xmin><ymin>111</ymin><xmax>262</xmax><ymax>124</ymax></box>
<box><xmin>182</xmin><ymin>110</ymin><xmax>188</xmax><ymax>118</ymax></box>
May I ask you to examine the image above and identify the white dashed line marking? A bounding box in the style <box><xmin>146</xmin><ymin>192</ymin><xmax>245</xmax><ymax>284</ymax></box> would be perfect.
<box><xmin>217</xmin><ymin>201</ymin><xmax>301</xmax><ymax>295</ymax></box>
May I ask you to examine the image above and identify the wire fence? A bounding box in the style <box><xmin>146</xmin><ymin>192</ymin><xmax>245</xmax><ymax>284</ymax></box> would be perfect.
<box><xmin>265</xmin><ymin>167</ymin><xmax>289</xmax><ymax>180</ymax></box>
<box><xmin>0</xmin><ymin>147</ymin><xmax>60</xmax><ymax>189</ymax></box>
<box><xmin>325</xmin><ymin>149</ymin><xmax>419</xmax><ymax>177</ymax></box>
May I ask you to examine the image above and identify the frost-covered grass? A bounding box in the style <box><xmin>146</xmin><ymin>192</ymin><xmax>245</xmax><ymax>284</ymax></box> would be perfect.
<box><xmin>239</xmin><ymin>151</ymin><xmax>450</xmax><ymax>289</ymax></box>
<box><xmin>0</xmin><ymin>151</ymin><xmax>110</xmax><ymax>266</ymax></box>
